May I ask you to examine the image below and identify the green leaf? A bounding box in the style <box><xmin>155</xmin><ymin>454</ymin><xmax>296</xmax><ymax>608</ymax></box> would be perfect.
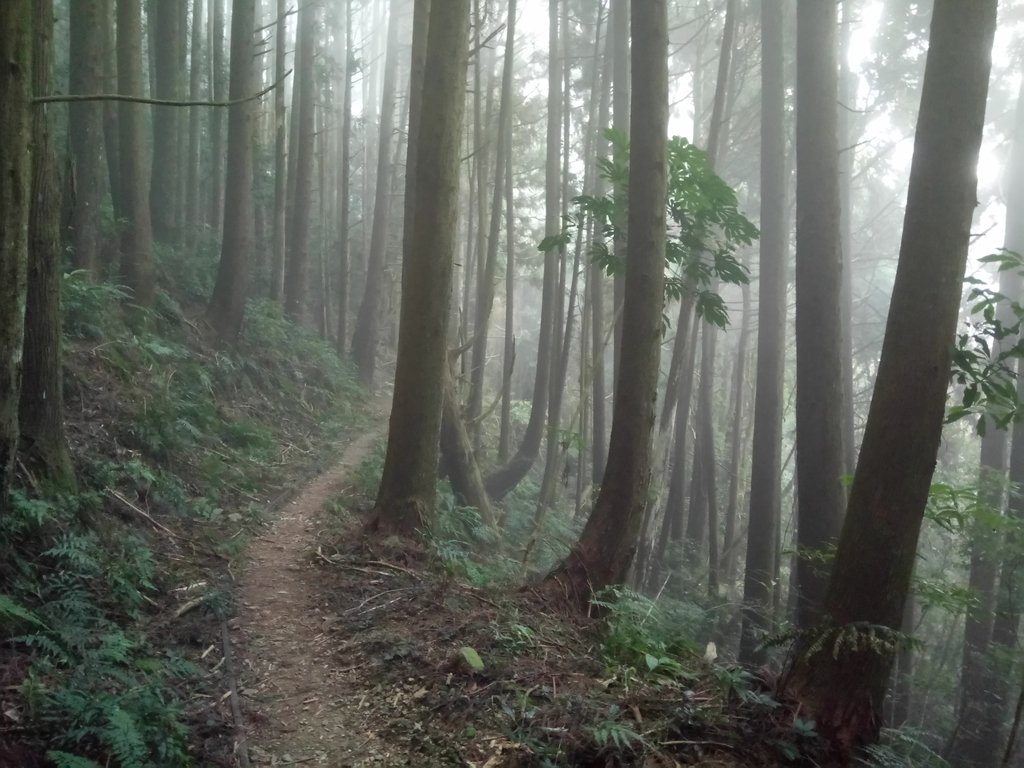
<box><xmin>458</xmin><ymin>646</ymin><xmax>484</xmax><ymax>672</ymax></box>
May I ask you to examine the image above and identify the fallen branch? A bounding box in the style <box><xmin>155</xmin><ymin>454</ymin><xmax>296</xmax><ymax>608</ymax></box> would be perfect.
<box><xmin>220</xmin><ymin>622</ymin><xmax>252</xmax><ymax>768</ymax></box>
<box><xmin>105</xmin><ymin>489</ymin><xmax>183</xmax><ymax>539</ymax></box>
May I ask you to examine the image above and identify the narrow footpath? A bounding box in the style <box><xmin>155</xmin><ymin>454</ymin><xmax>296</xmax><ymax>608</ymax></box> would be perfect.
<box><xmin>231</xmin><ymin>401</ymin><xmax>398</xmax><ymax>767</ymax></box>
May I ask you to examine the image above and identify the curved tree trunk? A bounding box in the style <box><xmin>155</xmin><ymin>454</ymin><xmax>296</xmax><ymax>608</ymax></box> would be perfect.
<box><xmin>466</xmin><ymin>0</ymin><xmax>517</xmax><ymax>443</ymax></box>
<box><xmin>483</xmin><ymin>0</ymin><xmax>561</xmax><ymax>500</ymax></box>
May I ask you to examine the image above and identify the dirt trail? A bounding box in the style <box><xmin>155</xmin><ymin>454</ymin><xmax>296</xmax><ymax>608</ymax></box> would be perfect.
<box><xmin>231</xmin><ymin>401</ymin><xmax>394</xmax><ymax>767</ymax></box>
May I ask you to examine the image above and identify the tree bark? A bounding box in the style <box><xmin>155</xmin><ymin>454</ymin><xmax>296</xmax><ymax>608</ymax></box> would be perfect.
<box><xmin>950</xmin><ymin>76</ymin><xmax>1024</xmax><ymax>768</ymax></box>
<box><xmin>185</xmin><ymin>0</ymin><xmax>205</xmax><ymax>236</ymax></box>
<box><xmin>610</xmin><ymin>0</ymin><xmax>629</xmax><ymax>392</ymax></box>
<box><xmin>793</xmin><ymin>0</ymin><xmax>846</xmax><ymax>629</ymax></box>
<box><xmin>208</xmin><ymin>0</ymin><xmax>257</xmax><ymax>344</ymax></box>
<box><xmin>498</xmin><ymin>136</ymin><xmax>516</xmax><ymax>461</ymax></box>
<box><xmin>269</xmin><ymin>0</ymin><xmax>288</xmax><ymax>301</ymax></box>
<box><xmin>334</xmin><ymin>0</ymin><xmax>353</xmax><ymax>353</ymax></box>
<box><xmin>283</xmin><ymin>0</ymin><xmax>318</xmax><ymax>322</ymax></box>
<box><xmin>350</xmin><ymin>2</ymin><xmax>400</xmax><ymax>388</ymax></box>
<box><xmin>208</xmin><ymin>0</ymin><xmax>226</xmax><ymax>233</ymax></box>
<box><xmin>116</xmin><ymin>0</ymin><xmax>156</xmax><ymax>308</ymax></box>
<box><xmin>0</xmin><ymin>0</ymin><xmax>32</xmax><ymax>518</ymax></box>
<box><xmin>19</xmin><ymin>0</ymin><xmax>76</xmax><ymax>491</ymax></box>
<box><xmin>783</xmin><ymin>1</ymin><xmax>996</xmax><ymax>755</ymax></box>
<box><xmin>466</xmin><ymin>0</ymin><xmax>517</xmax><ymax>442</ymax></box>
<box><xmin>150</xmin><ymin>0</ymin><xmax>183</xmax><ymax>243</ymax></box>
<box><xmin>100</xmin><ymin>0</ymin><xmax>123</xmax><ymax>225</ymax></box>
<box><xmin>540</xmin><ymin>0</ymin><xmax>667</xmax><ymax>605</ymax></box>
<box><xmin>66</xmin><ymin>0</ymin><xmax>105</xmax><ymax>275</ymax></box>
<box><xmin>739</xmin><ymin>0</ymin><xmax>786</xmax><ymax>665</ymax></box>
<box><xmin>370</xmin><ymin>0</ymin><xmax>468</xmax><ymax>536</ymax></box>
<box><xmin>723</xmin><ymin>280</ymin><xmax>751</xmax><ymax>584</ymax></box>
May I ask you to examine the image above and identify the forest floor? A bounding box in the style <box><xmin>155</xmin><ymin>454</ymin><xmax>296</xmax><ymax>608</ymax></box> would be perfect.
<box><xmin>227</xmin><ymin>402</ymin><xmax>801</xmax><ymax>768</ymax></box>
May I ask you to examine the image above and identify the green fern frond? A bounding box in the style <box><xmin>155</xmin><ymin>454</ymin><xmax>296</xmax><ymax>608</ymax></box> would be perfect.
<box><xmin>46</xmin><ymin>751</ymin><xmax>105</xmax><ymax>768</ymax></box>
<box><xmin>0</xmin><ymin>593</ymin><xmax>49</xmax><ymax>631</ymax></box>
<box><xmin>103</xmin><ymin>705</ymin><xmax>148</xmax><ymax>768</ymax></box>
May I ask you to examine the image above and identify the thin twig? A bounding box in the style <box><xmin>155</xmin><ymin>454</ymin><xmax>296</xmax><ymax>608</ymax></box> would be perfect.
<box><xmin>34</xmin><ymin>69</ymin><xmax>292</xmax><ymax>106</ymax></box>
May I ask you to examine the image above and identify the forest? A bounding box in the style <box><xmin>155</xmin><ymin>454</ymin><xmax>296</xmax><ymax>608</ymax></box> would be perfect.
<box><xmin>0</xmin><ymin>0</ymin><xmax>1020</xmax><ymax>765</ymax></box>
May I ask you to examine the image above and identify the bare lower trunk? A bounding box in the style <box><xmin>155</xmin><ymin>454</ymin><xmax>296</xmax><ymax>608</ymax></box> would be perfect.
<box><xmin>20</xmin><ymin>0</ymin><xmax>76</xmax><ymax>491</ymax></box>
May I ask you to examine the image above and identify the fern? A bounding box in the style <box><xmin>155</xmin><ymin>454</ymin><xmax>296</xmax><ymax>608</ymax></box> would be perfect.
<box><xmin>103</xmin><ymin>705</ymin><xmax>148</xmax><ymax>768</ymax></box>
<box><xmin>0</xmin><ymin>593</ymin><xmax>49</xmax><ymax>630</ymax></box>
<box><xmin>47</xmin><ymin>751</ymin><xmax>105</xmax><ymax>768</ymax></box>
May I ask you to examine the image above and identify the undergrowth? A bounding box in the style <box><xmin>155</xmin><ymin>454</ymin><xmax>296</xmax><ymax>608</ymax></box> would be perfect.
<box><xmin>2</xmin><ymin>271</ymin><xmax>364</xmax><ymax>766</ymax></box>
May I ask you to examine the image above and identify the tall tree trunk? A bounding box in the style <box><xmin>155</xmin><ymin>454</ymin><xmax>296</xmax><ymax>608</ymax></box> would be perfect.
<box><xmin>891</xmin><ymin>592</ymin><xmax>916</xmax><ymax>727</ymax></box>
<box><xmin>723</xmin><ymin>280</ymin><xmax>751</xmax><ymax>584</ymax></box>
<box><xmin>498</xmin><ymin>136</ymin><xmax>516</xmax><ymax>461</ymax></box>
<box><xmin>838</xmin><ymin>0</ymin><xmax>857</xmax><ymax>476</ymax></box>
<box><xmin>370</xmin><ymin>0</ymin><xmax>468</xmax><ymax>536</ymax></box>
<box><xmin>0</xmin><ymin>0</ymin><xmax>32</xmax><ymax>518</ymax></box>
<box><xmin>350</xmin><ymin>2</ymin><xmax>399</xmax><ymax>387</ymax></box>
<box><xmin>208</xmin><ymin>0</ymin><xmax>257</xmax><ymax>343</ymax></box>
<box><xmin>793</xmin><ymin>0</ymin><xmax>845</xmax><ymax>629</ymax></box>
<box><xmin>610</xmin><ymin>0</ymin><xmax>629</xmax><ymax>391</ymax></box>
<box><xmin>283</xmin><ymin>0</ymin><xmax>318</xmax><ymax>322</ymax></box>
<box><xmin>739</xmin><ymin>2</ymin><xmax>787</xmax><ymax>665</ymax></box>
<box><xmin>483</xmin><ymin>0</ymin><xmax>561</xmax><ymax>500</ymax></box>
<box><xmin>467</xmin><ymin>0</ymin><xmax>517</xmax><ymax>442</ymax></box>
<box><xmin>208</xmin><ymin>0</ymin><xmax>226</xmax><ymax>232</ymax></box>
<box><xmin>269</xmin><ymin>0</ymin><xmax>288</xmax><ymax>301</ymax></box>
<box><xmin>334</xmin><ymin>0</ymin><xmax>353</xmax><ymax>353</ymax></box>
<box><xmin>590</xmin><ymin>24</ymin><xmax>614</xmax><ymax>486</ymax></box>
<box><xmin>949</xmin><ymin>77</ymin><xmax>1024</xmax><ymax>768</ymax></box>
<box><xmin>675</xmin><ymin>0</ymin><xmax>737</xmax><ymax>596</ymax></box>
<box><xmin>100</xmin><ymin>0</ymin><xmax>123</xmax><ymax>225</ymax></box>
<box><xmin>649</xmin><ymin>317</ymin><xmax>698</xmax><ymax>589</ymax></box>
<box><xmin>117</xmin><ymin>0</ymin><xmax>156</xmax><ymax>308</ymax></box>
<box><xmin>540</xmin><ymin>0</ymin><xmax>667</xmax><ymax>605</ymax></box>
<box><xmin>186</xmin><ymin>0</ymin><xmax>205</xmax><ymax>236</ymax></box>
<box><xmin>66</xmin><ymin>0</ymin><xmax>105</xmax><ymax>275</ymax></box>
<box><xmin>783</xmin><ymin>1</ymin><xmax>996</xmax><ymax>755</ymax></box>
<box><xmin>150</xmin><ymin>0</ymin><xmax>182</xmax><ymax>243</ymax></box>
<box><xmin>19</xmin><ymin>0</ymin><xmax>76</xmax><ymax>491</ymax></box>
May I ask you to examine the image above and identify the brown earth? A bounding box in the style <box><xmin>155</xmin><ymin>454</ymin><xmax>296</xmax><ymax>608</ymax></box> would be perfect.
<box><xmin>226</xmin><ymin>402</ymin><xmax>804</xmax><ymax>768</ymax></box>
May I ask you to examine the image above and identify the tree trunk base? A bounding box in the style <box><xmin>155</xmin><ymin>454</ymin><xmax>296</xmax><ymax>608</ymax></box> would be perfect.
<box><xmin>365</xmin><ymin>497</ymin><xmax>431</xmax><ymax>539</ymax></box>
